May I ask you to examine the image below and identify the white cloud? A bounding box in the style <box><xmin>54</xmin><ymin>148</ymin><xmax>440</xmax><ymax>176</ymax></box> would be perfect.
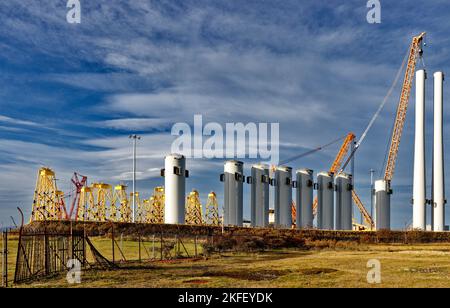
<box><xmin>97</xmin><ymin>118</ymin><xmax>171</xmax><ymax>131</ymax></box>
<box><xmin>0</xmin><ymin>115</ymin><xmax>39</xmax><ymax>127</ymax></box>
<box><xmin>2</xmin><ymin>1</ymin><xmax>450</xmax><ymax>227</ymax></box>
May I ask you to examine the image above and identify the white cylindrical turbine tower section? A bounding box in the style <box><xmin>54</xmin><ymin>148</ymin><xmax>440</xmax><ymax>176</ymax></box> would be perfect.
<box><xmin>317</xmin><ymin>172</ymin><xmax>334</xmax><ymax>230</ymax></box>
<box><xmin>295</xmin><ymin>169</ymin><xmax>314</xmax><ymax>229</ymax></box>
<box><xmin>335</xmin><ymin>173</ymin><xmax>353</xmax><ymax>231</ymax></box>
<box><xmin>250</xmin><ymin>164</ymin><xmax>270</xmax><ymax>227</ymax></box>
<box><xmin>274</xmin><ymin>166</ymin><xmax>293</xmax><ymax>229</ymax></box>
<box><xmin>433</xmin><ymin>71</ymin><xmax>446</xmax><ymax>231</ymax></box>
<box><xmin>164</xmin><ymin>154</ymin><xmax>187</xmax><ymax>224</ymax></box>
<box><xmin>413</xmin><ymin>69</ymin><xmax>427</xmax><ymax>230</ymax></box>
<box><xmin>375</xmin><ymin>179</ymin><xmax>391</xmax><ymax>230</ymax></box>
<box><xmin>223</xmin><ymin>160</ymin><xmax>244</xmax><ymax>226</ymax></box>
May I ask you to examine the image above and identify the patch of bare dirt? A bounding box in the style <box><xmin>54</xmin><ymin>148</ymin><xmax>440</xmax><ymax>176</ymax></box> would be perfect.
<box><xmin>298</xmin><ymin>268</ymin><xmax>338</xmax><ymax>275</ymax></box>
<box><xmin>183</xmin><ymin>279</ymin><xmax>210</xmax><ymax>284</ymax></box>
<box><xmin>202</xmin><ymin>269</ymin><xmax>290</xmax><ymax>281</ymax></box>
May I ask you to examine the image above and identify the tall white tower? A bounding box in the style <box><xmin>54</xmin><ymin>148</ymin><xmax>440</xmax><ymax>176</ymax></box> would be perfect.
<box><xmin>413</xmin><ymin>69</ymin><xmax>427</xmax><ymax>230</ymax></box>
<box><xmin>250</xmin><ymin>164</ymin><xmax>270</xmax><ymax>227</ymax></box>
<box><xmin>274</xmin><ymin>166</ymin><xmax>293</xmax><ymax>229</ymax></box>
<box><xmin>375</xmin><ymin>179</ymin><xmax>390</xmax><ymax>230</ymax></box>
<box><xmin>163</xmin><ymin>154</ymin><xmax>187</xmax><ymax>224</ymax></box>
<box><xmin>317</xmin><ymin>172</ymin><xmax>334</xmax><ymax>230</ymax></box>
<box><xmin>222</xmin><ymin>160</ymin><xmax>244</xmax><ymax>226</ymax></box>
<box><xmin>433</xmin><ymin>72</ymin><xmax>445</xmax><ymax>231</ymax></box>
<box><xmin>295</xmin><ymin>169</ymin><xmax>314</xmax><ymax>229</ymax></box>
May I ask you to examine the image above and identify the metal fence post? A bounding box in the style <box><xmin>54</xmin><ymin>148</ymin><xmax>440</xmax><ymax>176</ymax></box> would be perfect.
<box><xmin>70</xmin><ymin>221</ymin><xmax>74</xmax><ymax>261</ymax></box>
<box><xmin>111</xmin><ymin>223</ymin><xmax>115</xmax><ymax>264</ymax></box>
<box><xmin>160</xmin><ymin>232</ymin><xmax>163</xmax><ymax>261</ymax></box>
<box><xmin>175</xmin><ymin>234</ymin><xmax>178</xmax><ymax>258</ymax></box>
<box><xmin>82</xmin><ymin>221</ymin><xmax>86</xmax><ymax>267</ymax></box>
<box><xmin>194</xmin><ymin>235</ymin><xmax>198</xmax><ymax>258</ymax></box>
<box><xmin>44</xmin><ymin>226</ymin><xmax>49</xmax><ymax>276</ymax></box>
<box><xmin>152</xmin><ymin>234</ymin><xmax>155</xmax><ymax>260</ymax></box>
<box><xmin>138</xmin><ymin>234</ymin><xmax>141</xmax><ymax>262</ymax></box>
<box><xmin>120</xmin><ymin>233</ymin><xmax>123</xmax><ymax>256</ymax></box>
<box><xmin>2</xmin><ymin>231</ymin><xmax>7</xmax><ymax>288</ymax></box>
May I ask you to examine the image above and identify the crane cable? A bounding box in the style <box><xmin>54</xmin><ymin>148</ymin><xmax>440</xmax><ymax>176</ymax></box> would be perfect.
<box><xmin>278</xmin><ymin>135</ymin><xmax>346</xmax><ymax>167</ymax></box>
<box><xmin>339</xmin><ymin>47</ymin><xmax>410</xmax><ymax>173</ymax></box>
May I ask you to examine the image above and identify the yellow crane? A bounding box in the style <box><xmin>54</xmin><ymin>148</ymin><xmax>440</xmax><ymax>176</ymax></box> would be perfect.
<box><xmin>335</xmin><ymin>33</ymin><xmax>425</xmax><ymax>230</ymax></box>
<box><xmin>352</xmin><ymin>190</ymin><xmax>374</xmax><ymax>230</ymax></box>
<box><xmin>272</xmin><ymin>133</ymin><xmax>374</xmax><ymax>229</ymax></box>
<box><xmin>308</xmin><ymin>133</ymin><xmax>375</xmax><ymax>230</ymax></box>
<box><xmin>271</xmin><ymin>135</ymin><xmax>348</xmax><ymax>226</ymax></box>
<box><xmin>384</xmin><ymin>32</ymin><xmax>426</xmax><ymax>182</ymax></box>
<box><xmin>311</xmin><ymin>133</ymin><xmax>355</xmax><ymax>216</ymax></box>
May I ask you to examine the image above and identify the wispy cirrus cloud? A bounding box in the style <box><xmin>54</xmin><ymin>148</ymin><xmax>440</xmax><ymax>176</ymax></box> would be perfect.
<box><xmin>0</xmin><ymin>115</ymin><xmax>39</xmax><ymax>127</ymax></box>
<box><xmin>1</xmin><ymin>0</ymin><xmax>450</xmax><ymax>227</ymax></box>
<box><xmin>97</xmin><ymin>118</ymin><xmax>171</xmax><ymax>131</ymax></box>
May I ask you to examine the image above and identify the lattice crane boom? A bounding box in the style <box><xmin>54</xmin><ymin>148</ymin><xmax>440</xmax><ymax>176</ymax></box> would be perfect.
<box><xmin>69</xmin><ymin>172</ymin><xmax>87</xmax><ymax>221</ymax></box>
<box><xmin>384</xmin><ymin>32</ymin><xmax>426</xmax><ymax>182</ymax></box>
<box><xmin>312</xmin><ymin>133</ymin><xmax>356</xmax><ymax>215</ymax></box>
<box><xmin>307</xmin><ymin>133</ymin><xmax>374</xmax><ymax>229</ymax></box>
<box><xmin>330</xmin><ymin>133</ymin><xmax>356</xmax><ymax>173</ymax></box>
<box><xmin>352</xmin><ymin>191</ymin><xmax>374</xmax><ymax>229</ymax></box>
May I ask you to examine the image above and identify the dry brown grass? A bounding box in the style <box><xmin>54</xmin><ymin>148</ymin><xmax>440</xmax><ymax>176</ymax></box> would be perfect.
<box><xmin>5</xmin><ymin>225</ymin><xmax>450</xmax><ymax>288</ymax></box>
<box><xmin>13</xmin><ymin>240</ymin><xmax>450</xmax><ymax>288</ymax></box>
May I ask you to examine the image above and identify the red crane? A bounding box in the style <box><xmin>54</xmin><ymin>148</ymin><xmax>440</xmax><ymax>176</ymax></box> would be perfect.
<box><xmin>68</xmin><ymin>172</ymin><xmax>88</xmax><ymax>220</ymax></box>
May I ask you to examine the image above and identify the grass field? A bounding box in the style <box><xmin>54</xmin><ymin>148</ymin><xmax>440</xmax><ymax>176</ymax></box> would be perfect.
<box><xmin>4</xmin><ymin>235</ymin><xmax>450</xmax><ymax>288</ymax></box>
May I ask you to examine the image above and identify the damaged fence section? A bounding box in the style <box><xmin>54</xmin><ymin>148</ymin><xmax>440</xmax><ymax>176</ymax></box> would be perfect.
<box><xmin>14</xmin><ymin>230</ymin><xmax>86</xmax><ymax>284</ymax></box>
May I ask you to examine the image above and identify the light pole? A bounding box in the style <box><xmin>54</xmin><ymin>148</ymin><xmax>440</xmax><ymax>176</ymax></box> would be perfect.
<box><xmin>222</xmin><ymin>204</ymin><xmax>225</xmax><ymax>235</ymax></box>
<box><xmin>129</xmin><ymin>134</ymin><xmax>141</xmax><ymax>223</ymax></box>
<box><xmin>350</xmin><ymin>140</ymin><xmax>359</xmax><ymax>223</ymax></box>
<box><xmin>370</xmin><ymin>169</ymin><xmax>375</xmax><ymax>220</ymax></box>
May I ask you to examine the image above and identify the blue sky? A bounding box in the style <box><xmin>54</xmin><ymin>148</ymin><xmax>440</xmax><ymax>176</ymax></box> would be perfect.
<box><xmin>1</xmin><ymin>0</ymin><xmax>450</xmax><ymax>229</ymax></box>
